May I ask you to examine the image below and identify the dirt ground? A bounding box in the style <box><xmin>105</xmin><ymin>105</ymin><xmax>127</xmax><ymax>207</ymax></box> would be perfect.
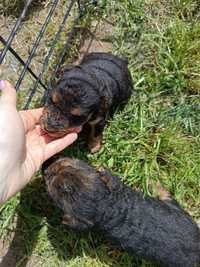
<box><xmin>77</xmin><ymin>19</ymin><xmax>113</xmax><ymax>61</ymax></box>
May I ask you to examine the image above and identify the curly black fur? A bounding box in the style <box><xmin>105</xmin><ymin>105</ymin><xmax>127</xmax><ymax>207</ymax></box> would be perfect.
<box><xmin>40</xmin><ymin>52</ymin><xmax>133</xmax><ymax>151</ymax></box>
<box><xmin>43</xmin><ymin>157</ymin><xmax>200</xmax><ymax>267</ymax></box>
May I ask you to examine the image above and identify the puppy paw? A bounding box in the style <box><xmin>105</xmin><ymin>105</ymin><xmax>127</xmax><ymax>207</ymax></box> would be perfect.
<box><xmin>156</xmin><ymin>181</ymin><xmax>171</xmax><ymax>201</ymax></box>
<box><xmin>90</xmin><ymin>143</ymin><xmax>101</xmax><ymax>153</ymax></box>
<box><xmin>88</xmin><ymin>136</ymin><xmax>102</xmax><ymax>153</ymax></box>
<box><xmin>108</xmin><ymin>249</ymin><xmax>121</xmax><ymax>259</ymax></box>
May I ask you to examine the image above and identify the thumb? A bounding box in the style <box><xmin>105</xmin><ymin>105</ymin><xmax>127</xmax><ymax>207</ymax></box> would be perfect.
<box><xmin>0</xmin><ymin>80</ymin><xmax>17</xmax><ymax>106</ymax></box>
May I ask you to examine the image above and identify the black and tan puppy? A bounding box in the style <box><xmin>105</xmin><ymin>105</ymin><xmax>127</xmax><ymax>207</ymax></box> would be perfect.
<box><xmin>40</xmin><ymin>52</ymin><xmax>133</xmax><ymax>153</ymax></box>
<box><xmin>43</xmin><ymin>157</ymin><xmax>200</xmax><ymax>267</ymax></box>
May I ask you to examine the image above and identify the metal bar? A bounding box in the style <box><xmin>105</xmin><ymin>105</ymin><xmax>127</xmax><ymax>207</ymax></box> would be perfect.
<box><xmin>24</xmin><ymin>0</ymin><xmax>76</xmax><ymax>109</ymax></box>
<box><xmin>0</xmin><ymin>0</ymin><xmax>33</xmax><ymax>64</ymax></box>
<box><xmin>0</xmin><ymin>35</ymin><xmax>47</xmax><ymax>91</ymax></box>
<box><xmin>53</xmin><ymin>0</ymin><xmax>98</xmax><ymax>76</ymax></box>
<box><xmin>40</xmin><ymin>15</ymin><xmax>80</xmax><ymax>105</ymax></box>
<box><xmin>40</xmin><ymin>0</ymin><xmax>98</xmax><ymax>105</ymax></box>
<box><xmin>15</xmin><ymin>0</ymin><xmax>60</xmax><ymax>91</ymax></box>
<box><xmin>51</xmin><ymin>16</ymin><xmax>80</xmax><ymax>78</ymax></box>
<box><xmin>77</xmin><ymin>0</ymin><xmax>97</xmax><ymax>15</ymax></box>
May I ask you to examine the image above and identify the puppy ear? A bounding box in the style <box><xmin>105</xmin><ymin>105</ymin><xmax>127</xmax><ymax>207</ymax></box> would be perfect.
<box><xmin>62</xmin><ymin>214</ymin><xmax>94</xmax><ymax>231</ymax></box>
<box><xmin>41</xmin><ymin>154</ymin><xmax>62</xmax><ymax>175</ymax></box>
<box><xmin>99</xmin><ymin>170</ymin><xmax>120</xmax><ymax>192</ymax></box>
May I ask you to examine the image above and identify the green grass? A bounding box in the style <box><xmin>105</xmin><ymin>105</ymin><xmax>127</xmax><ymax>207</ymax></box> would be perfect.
<box><xmin>1</xmin><ymin>0</ymin><xmax>200</xmax><ymax>266</ymax></box>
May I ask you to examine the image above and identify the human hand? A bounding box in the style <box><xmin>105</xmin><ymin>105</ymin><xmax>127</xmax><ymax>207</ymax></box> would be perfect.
<box><xmin>0</xmin><ymin>80</ymin><xmax>77</xmax><ymax>205</ymax></box>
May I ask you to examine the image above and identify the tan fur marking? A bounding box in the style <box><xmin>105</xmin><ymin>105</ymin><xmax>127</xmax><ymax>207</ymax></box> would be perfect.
<box><xmin>88</xmin><ymin>116</ymin><xmax>102</xmax><ymax>126</ymax></box>
<box><xmin>70</xmin><ymin>107</ymin><xmax>81</xmax><ymax>116</ymax></box>
<box><xmin>60</xmin><ymin>161</ymin><xmax>73</xmax><ymax>168</ymax></box>
<box><xmin>51</xmin><ymin>91</ymin><xmax>61</xmax><ymax>103</ymax></box>
<box><xmin>88</xmin><ymin>134</ymin><xmax>102</xmax><ymax>153</ymax></box>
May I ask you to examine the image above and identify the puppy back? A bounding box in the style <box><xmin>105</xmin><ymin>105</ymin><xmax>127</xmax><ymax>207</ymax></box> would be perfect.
<box><xmin>81</xmin><ymin>52</ymin><xmax>133</xmax><ymax>103</ymax></box>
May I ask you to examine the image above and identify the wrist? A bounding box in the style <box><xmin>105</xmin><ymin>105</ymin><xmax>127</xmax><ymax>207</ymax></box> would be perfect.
<box><xmin>0</xmin><ymin>174</ymin><xmax>9</xmax><ymax>205</ymax></box>
<box><xmin>0</xmin><ymin>166</ymin><xmax>23</xmax><ymax>205</ymax></box>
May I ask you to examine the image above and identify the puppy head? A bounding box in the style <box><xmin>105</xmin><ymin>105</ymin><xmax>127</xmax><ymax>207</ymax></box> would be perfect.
<box><xmin>43</xmin><ymin>157</ymin><xmax>114</xmax><ymax>231</ymax></box>
<box><xmin>40</xmin><ymin>77</ymin><xmax>101</xmax><ymax>137</ymax></box>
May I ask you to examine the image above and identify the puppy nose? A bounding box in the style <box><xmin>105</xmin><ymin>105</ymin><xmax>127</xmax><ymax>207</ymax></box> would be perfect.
<box><xmin>47</xmin><ymin>116</ymin><xmax>54</xmax><ymax>126</ymax></box>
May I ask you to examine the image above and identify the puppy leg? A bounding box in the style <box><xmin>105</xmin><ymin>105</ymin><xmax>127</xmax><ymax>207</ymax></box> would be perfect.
<box><xmin>88</xmin><ymin>119</ymin><xmax>106</xmax><ymax>153</ymax></box>
<box><xmin>155</xmin><ymin>181</ymin><xmax>187</xmax><ymax>212</ymax></box>
<box><xmin>62</xmin><ymin>214</ymin><xmax>93</xmax><ymax>231</ymax></box>
<box><xmin>156</xmin><ymin>181</ymin><xmax>171</xmax><ymax>201</ymax></box>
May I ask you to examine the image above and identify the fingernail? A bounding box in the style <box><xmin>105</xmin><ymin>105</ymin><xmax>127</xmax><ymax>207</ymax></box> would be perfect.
<box><xmin>0</xmin><ymin>80</ymin><xmax>5</xmax><ymax>90</ymax></box>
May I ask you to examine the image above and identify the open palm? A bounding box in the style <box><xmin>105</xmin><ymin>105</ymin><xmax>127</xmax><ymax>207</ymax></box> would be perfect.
<box><xmin>0</xmin><ymin>81</ymin><xmax>77</xmax><ymax>204</ymax></box>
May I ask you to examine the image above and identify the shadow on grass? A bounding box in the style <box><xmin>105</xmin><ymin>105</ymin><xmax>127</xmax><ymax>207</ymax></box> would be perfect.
<box><xmin>0</xmin><ymin>178</ymin><xmax>47</xmax><ymax>267</ymax></box>
<box><xmin>0</xmin><ymin>180</ymin><xmax>111</xmax><ymax>267</ymax></box>
<box><xmin>0</xmin><ymin>184</ymin><xmax>142</xmax><ymax>267</ymax></box>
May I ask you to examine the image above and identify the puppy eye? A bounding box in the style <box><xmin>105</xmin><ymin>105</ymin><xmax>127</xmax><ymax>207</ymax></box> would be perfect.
<box><xmin>49</xmin><ymin>97</ymin><xmax>67</xmax><ymax>116</ymax></box>
<box><xmin>71</xmin><ymin>114</ymin><xmax>81</xmax><ymax>119</ymax></box>
<box><xmin>50</xmin><ymin>97</ymin><xmax>59</xmax><ymax>106</ymax></box>
<box><xmin>50</xmin><ymin>90</ymin><xmax>61</xmax><ymax>104</ymax></box>
<box><xmin>50</xmin><ymin>98</ymin><xmax>55</xmax><ymax>104</ymax></box>
<box><xmin>48</xmin><ymin>97</ymin><xmax>58</xmax><ymax>107</ymax></box>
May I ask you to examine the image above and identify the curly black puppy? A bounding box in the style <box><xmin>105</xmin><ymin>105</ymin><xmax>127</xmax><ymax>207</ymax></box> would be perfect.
<box><xmin>40</xmin><ymin>52</ymin><xmax>133</xmax><ymax>153</ymax></box>
<box><xmin>43</xmin><ymin>157</ymin><xmax>200</xmax><ymax>267</ymax></box>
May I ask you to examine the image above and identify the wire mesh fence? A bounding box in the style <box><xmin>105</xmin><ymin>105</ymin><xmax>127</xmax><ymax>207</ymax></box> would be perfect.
<box><xmin>0</xmin><ymin>0</ymin><xmax>98</xmax><ymax>109</ymax></box>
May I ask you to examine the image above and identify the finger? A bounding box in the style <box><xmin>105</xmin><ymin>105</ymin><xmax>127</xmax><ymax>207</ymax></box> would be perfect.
<box><xmin>20</xmin><ymin>108</ymin><xmax>43</xmax><ymax>133</ymax></box>
<box><xmin>44</xmin><ymin>133</ymin><xmax>78</xmax><ymax>161</ymax></box>
<box><xmin>35</xmin><ymin>125</ymin><xmax>58</xmax><ymax>144</ymax></box>
<box><xmin>36</xmin><ymin>127</ymin><xmax>56</xmax><ymax>144</ymax></box>
<box><xmin>0</xmin><ymin>80</ymin><xmax>17</xmax><ymax>106</ymax></box>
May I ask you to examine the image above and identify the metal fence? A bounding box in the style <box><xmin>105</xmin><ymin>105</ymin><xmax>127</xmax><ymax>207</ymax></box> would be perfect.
<box><xmin>0</xmin><ymin>0</ymin><xmax>97</xmax><ymax>108</ymax></box>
